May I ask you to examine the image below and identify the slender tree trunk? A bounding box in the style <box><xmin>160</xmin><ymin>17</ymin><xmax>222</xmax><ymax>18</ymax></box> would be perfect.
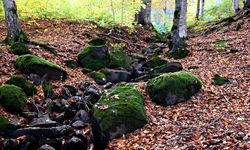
<box><xmin>244</xmin><ymin>0</ymin><xmax>250</xmax><ymax>8</ymax></box>
<box><xmin>135</xmin><ymin>0</ymin><xmax>152</xmax><ymax>25</ymax></box>
<box><xmin>196</xmin><ymin>0</ymin><xmax>200</xmax><ymax>20</ymax></box>
<box><xmin>201</xmin><ymin>0</ymin><xmax>205</xmax><ymax>19</ymax></box>
<box><xmin>233</xmin><ymin>0</ymin><xmax>240</xmax><ymax>13</ymax></box>
<box><xmin>168</xmin><ymin>0</ymin><xmax>189</xmax><ymax>59</ymax></box>
<box><xmin>179</xmin><ymin>0</ymin><xmax>187</xmax><ymax>38</ymax></box>
<box><xmin>2</xmin><ymin>0</ymin><xmax>28</xmax><ymax>44</ymax></box>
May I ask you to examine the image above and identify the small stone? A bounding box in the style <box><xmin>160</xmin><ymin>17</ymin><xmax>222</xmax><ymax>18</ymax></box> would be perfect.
<box><xmin>63</xmin><ymin>137</ymin><xmax>87</xmax><ymax>150</ymax></box>
<box><xmin>75</xmin><ymin>130</ymin><xmax>88</xmax><ymax>143</ymax></box>
<box><xmin>29</xmin><ymin>115</ymin><xmax>57</xmax><ymax>127</ymax></box>
<box><xmin>74</xmin><ymin>110</ymin><xmax>90</xmax><ymax>123</ymax></box>
<box><xmin>3</xmin><ymin>139</ymin><xmax>19</xmax><ymax>149</ymax></box>
<box><xmin>103</xmin><ymin>82</ymin><xmax>113</xmax><ymax>89</ymax></box>
<box><xmin>37</xmin><ymin>144</ymin><xmax>56</xmax><ymax>150</ymax></box>
<box><xmin>72</xmin><ymin>121</ymin><xmax>84</xmax><ymax>129</ymax></box>
<box><xmin>62</xmin><ymin>88</ymin><xmax>72</xmax><ymax>99</ymax></box>
<box><xmin>65</xmin><ymin>85</ymin><xmax>77</xmax><ymax>95</ymax></box>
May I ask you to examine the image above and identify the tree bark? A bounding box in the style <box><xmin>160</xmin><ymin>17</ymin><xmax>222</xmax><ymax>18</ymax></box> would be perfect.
<box><xmin>201</xmin><ymin>0</ymin><xmax>205</xmax><ymax>19</ymax></box>
<box><xmin>196</xmin><ymin>0</ymin><xmax>200</xmax><ymax>20</ymax></box>
<box><xmin>244</xmin><ymin>0</ymin><xmax>250</xmax><ymax>8</ymax></box>
<box><xmin>135</xmin><ymin>0</ymin><xmax>152</xmax><ymax>26</ymax></box>
<box><xmin>233</xmin><ymin>0</ymin><xmax>240</xmax><ymax>13</ymax></box>
<box><xmin>179</xmin><ymin>0</ymin><xmax>187</xmax><ymax>38</ymax></box>
<box><xmin>168</xmin><ymin>0</ymin><xmax>189</xmax><ymax>59</ymax></box>
<box><xmin>2</xmin><ymin>0</ymin><xmax>28</xmax><ymax>44</ymax></box>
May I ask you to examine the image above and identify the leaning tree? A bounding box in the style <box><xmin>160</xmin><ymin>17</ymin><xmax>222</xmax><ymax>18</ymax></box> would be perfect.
<box><xmin>2</xmin><ymin>0</ymin><xmax>28</xmax><ymax>45</ymax></box>
<box><xmin>135</xmin><ymin>0</ymin><xmax>152</xmax><ymax>26</ymax></box>
<box><xmin>168</xmin><ymin>0</ymin><xmax>189</xmax><ymax>59</ymax></box>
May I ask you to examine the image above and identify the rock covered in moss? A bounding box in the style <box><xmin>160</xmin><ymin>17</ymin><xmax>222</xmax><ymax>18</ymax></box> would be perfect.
<box><xmin>92</xmin><ymin>84</ymin><xmax>147</xmax><ymax>149</ymax></box>
<box><xmin>77</xmin><ymin>45</ymin><xmax>110</xmax><ymax>70</ymax></box>
<box><xmin>0</xmin><ymin>116</ymin><xmax>11</xmax><ymax>130</ymax></box>
<box><xmin>110</xmin><ymin>49</ymin><xmax>131</xmax><ymax>68</ymax></box>
<box><xmin>147</xmin><ymin>71</ymin><xmax>202</xmax><ymax>106</ymax></box>
<box><xmin>42</xmin><ymin>81</ymin><xmax>56</xmax><ymax>99</ymax></box>
<box><xmin>213</xmin><ymin>74</ymin><xmax>230</xmax><ymax>86</ymax></box>
<box><xmin>144</xmin><ymin>56</ymin><xmax>168</xmax><ymax>69</ymax></box>
<box><xmin>64</xmin><ymin>60</ymin><xmax>78</xmax><ymax>69</ymax></box>
<box><xmin>15</xmin><ymin>54</ymin><xmax>67</xmax><ymax>80</ymax></box>
<box><xmin>0</xmin><ymin>85</ymin><xmax>27</xmax><ymax>112</ymax></box>
<box><xmin>10</xmin><ymin>42</ymin><xmax>31</xmax><ymax>55</ymax></box>
<box><xmin>88</xmin><ymin>71</ymin><xmax>107</xmax><ymax>85</ymax></box>
<box><xmin>5</xmin><ymin>76</ymin><xmax>36</xmax><ymax>96</ymax></box>
<box><xmin>88</xmin><ymin>37</ymin><xmax>106</xmax><ymax>46</ymax></box>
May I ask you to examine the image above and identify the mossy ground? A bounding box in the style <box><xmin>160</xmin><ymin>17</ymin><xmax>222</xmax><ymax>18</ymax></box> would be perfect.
<box><xmin>6</xmin><ymin>76</ymin><xmax>36</xmax><ymax>96</ymax></box>
<box><xmin>110</xmin><ymin>49</ymin><xmax>131</xmax><ymax>68</ymax></box>
<box><xmin>92</xmin><ymin>83</ymin><xmax>147</xmax><ymax>139</ymax></box>
<box><xmin>0</xmin><ymin>85</ymin><xmax>27</xmax><ymax>112</ymax></box>
<box><xmin>147</xmin><ymin>71</ymin><xmax>202</xmax><ymax>106</ymax></box>
<box><xmin>88</xmin><ymin>71</ymin><xmax>106</xmax><ymax>81</ymax></box>
<box><xmin>146</xmin><ymin>56</ymin><xmax>168</xmax><ymax>68</ymax></box>
<box><xmin>77</xmin><ymin>45</ymin><xmax>110</xmax><ymax>70</ymax></box>
<box><xmin>15</xmin><ymin>54</ymin><xmax>66</xmax><ymax>76</ymax></box>
<box><xmin>213</xmin><ymin>74</ymin><xmax>230</xmax><ymax>85</ymax></box>
<box><xmin>10</xmin><ymin>42</ymin><xmax>31</xmax><ymax>55</ymax></box>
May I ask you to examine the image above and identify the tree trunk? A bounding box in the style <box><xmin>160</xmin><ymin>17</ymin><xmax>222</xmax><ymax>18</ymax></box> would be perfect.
<box><xmin>244</xmin><ymin>0</ymin><xmax>250</xmax><ymax>8</ymax></box>
<box><xmin>168</xmin><ymin>0</ymin><xmax>189</xmax><ymax>59</ymax></box>
<box><xmin>233</xmin><ymin>0</ymin><xmax>240</xmax><ymax>13</ymax></box>
<box><xmin>196</xmin><ymin>0</ymin><xmax>200</xmax><ymax>20</ymax></box>
<box><xmin>2</xmin><ymin>0</ymin><xmax>28</xmax><ymax>45</ymax></box>
<box><xmin>201</xmin><ymin>0</ymin><xmax>205</xmax><ymax>19</ymax></box>
<box><xmin>179</xmin><ymin>0</ymin><xmax>187</xmax><ymax>38</ymax></box>
<box><xmin>135</xmin><ymin>0</ymin><xmax>152</xmax><ymax>25</ymax></box>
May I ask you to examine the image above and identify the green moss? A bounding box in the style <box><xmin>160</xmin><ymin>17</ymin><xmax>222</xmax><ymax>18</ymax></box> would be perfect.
<box><xmin>15</xmin><ymin>54</ymin><xmax>66</xmax><ymax>77</ymax></box>
<box><xmin>92</xmin><ymin>83</ymin><xmax>147</xmax><ymax>141</ymax></box>
<box><xmin>10</xmin><ymin>42</ymin><xmax>31</xmax><ymax>55</ymax></box>
<box><xmin>215</xmin><ymin>40</ymin><xmax>228</xmax><ymax>52</ymax></box>
<box><xmin>146</xmin><ymin>56</ymin><xmax>168</xmax><ymax>68</ymax></box>
<box><xmin>149</xmin><ymin>33</ymin><xmax>165</xmax><ymax>43</ymax></box>
<box><xmin>110</xmin><ymin>49</ymin><xmax>131</xmax><ymax>68</ymax></box>
<box><xmin>213</xmin><ymin>74</ymin><xmax>229</xmax><ymax>86</ymax></box>
<box><xmin>0</xmin><ymin>116</ymin><xmax>10</xmax><ymax>130</ymax></box>
<box><xmin>0</xmin><ymin>85</ymin><xmax>27</xmax><ymax>112</ymax></box>
<box><xmin>42</xmin><ymin>81</ymin><xmax>55</xmax><ymax>99</ymax></box>
<box><xmin>5</xmin><ymin>76</ymin><xmax>36</xmax><ymax>96</ymax></box>
<box><xmin>64</xmin><ymin>60</ymin><xmax>78</xmax><ymax>69</ymax></box>
<box><xmin>77</xmin><ymin>45</ymin><xmax>110</xmax><ymax>70</ymax></box>
<box><xmin>88</xmin><ymin>37</ymin><xmax>106</xmax><ymax>46</ymax></box>
<box><xmin>147</xmin><ymin>71</ymin><xmax>202</xmax><ymax>106</ymax></box>
<box><xmin>88</xmin><ymin>71</ymin><xmax>106</xmax><ymax>81</ymax></box>
<box><xmin>169</xmin><ymin>49</ymin><xmax>189</xmax><ymax>59</ymax></box>
<box><xmin>188</xmin><ymin>66</ymin><xmax>199</xmax><ymax>70</ymax></box>
<box><xmin>3</xmin><ymin>31</ymin><xmax>29</xmax><ymax>45</ymax></box>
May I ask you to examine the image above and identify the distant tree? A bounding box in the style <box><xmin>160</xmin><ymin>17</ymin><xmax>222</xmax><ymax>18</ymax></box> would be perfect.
<box><xmin>232</xmin><ymin>0</ymin><xmax>240</xmax><ymax>13</ymax></box>
<box><xmin>200</xmin><ymin>0</ymin><xmax>205</xmax><ymax>18</ymax></box>
<box><xmin>168</xmin><ymin>0</ymin><xmax>189</xmax><ymax>59</ymax></box>
<box><xmin>195</xmin><ymin>0</ymin><xmax>201</xmax><ymax>20</ymax></box>
<box><xmin>2</xmin><ymin>0</ymin><xmax>28</xmax><ymax>45</ymax></box>
<box><xmin>135</xmin><ymin>0</ymin><xmax>152</xmax><ymax>25</ymax></box>
<box><xmin>179</xmin><ymin>0</ymin><xmax>187</xmax><ymax>38</ymax></box>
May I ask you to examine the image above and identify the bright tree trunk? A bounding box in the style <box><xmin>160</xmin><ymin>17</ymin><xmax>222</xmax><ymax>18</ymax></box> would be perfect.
<box><xmin>135</xmin><ymin>0</ymin><xmax>151</xmax><ymax>25</ymax></box>
<box><xmin>2</xmin><ymin>0</ymin><xmax>27</xmax><ymax>44</ymax></box>
<box><xmin>179</xmin><ymin>0</ymin><xmax>187</xmax><ymax>38</ymax></box>
<box><xmin>233</xmin><ymin>0</ymin><xmax>240</xmax><ymax>13</ymax></box>
<box><xmin>196</xmin><ymin>0</ymin><xmax>201</xmax><ymax>20</ymax></box>
<box><xmin>201</xmin><ymin>0</ymin><xmax>205</xmax><ymax>18</ymax></box>
<box><xmin>168</xmin><ymin>0</ymin><xmax>189</xmax><ymax>59</ymax></box>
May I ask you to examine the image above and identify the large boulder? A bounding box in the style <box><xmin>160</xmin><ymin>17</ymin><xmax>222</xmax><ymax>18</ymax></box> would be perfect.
<box><xmin>0</xmin><ymin>85</ymin><xmax>27</xmax><ymax>112</ymax></box>
<box><xmin>77</xmin><ymin>45</ymin><xmax>110</xmax><ymax>70</ymax></box>
<box><xmin>109</xmin><ymin>48</ymin><xmax>131</xmax><ymax>68</ymax></box>
<box><xmin>147</xmin><ymin>71</ymin><xmax>202</xmax><ymax>106</ymax></box>
<box><xmin>92</xmin><ymin>84</ymin><xmax>147</xmax><ymax>149</ymax></box>
<box><xmin>15</xmin><ymin>54</ymin><xmax>67</xmax><ymax>80</ymax></box>
<box><xmin>5</xmin><ymin>76</ymin><xmax>36</xmax><ymax>96</ymax></box>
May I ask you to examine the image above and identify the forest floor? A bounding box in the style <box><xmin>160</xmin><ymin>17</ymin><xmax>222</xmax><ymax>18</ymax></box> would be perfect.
<box><xmin>0</xmin><ymin>15</ymin><xmax>249</xmax><ymax>149</ymax></box>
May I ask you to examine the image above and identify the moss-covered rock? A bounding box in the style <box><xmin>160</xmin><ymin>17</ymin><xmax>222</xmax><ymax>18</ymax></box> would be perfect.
<box><xmin>42</xmin><ymin>81</ymin><xmax>56</xmax><ymax>99</ymax></box>
<box><xmin>64</xmin><ymin>60</ymin><xmax>78</xmax><ymax>69</ymax></box>
<box><xmin>88</xmin><ymin>37</ymin><xmax>106</xmax><ymax>46</ymax></box>
<box><xmin>0</xmin><ymin>116</ymin><xmax>11</xmax><ymax>130</ymax></box>
<box><xmin>92</xmin><ymin>84</ymin><xmax>147</xmax><ymax>149</ymax></box>
<box><xmin>213</xmin><ymin>74</ymin><xmax>230</xmax><ymax>86</ymax></box>
<box><xmin>5</xmin><ymin>76</ymin><xmax>36</xmax><ymax>96</ymax></box>
<box><xmin>0</xmin><ymin>85</ymin><xmax>27</xmax><ymax>112</ymax></box>
<box><xmin>88</xmin><ymin>71</ymin><xmax>107</xmax><ymax>85</ymax></box>
<box><xmin>77</xmin><ymin>45</ymin><xmax>110</xmax><ymax>70</ymax></box>
<box><xmin>110</xmin><ymin>49</ymin><xmax>131</xmax><ymax>68</ymax></box>
<box><xmin>147</xmin><ymin>71</ymin><xmax>202</xmax><ymax>106</ymax></box>
<box><xmin>10</xmin><ymin>42</ymin><xmax>31</xmax><ymax>55</ymax></box>
<box><xmin>15</xmin><ymin>54</ymin><xmax>67</xmax><ymax>80</ymax></box>
<box><xmin>144</xmin><ymin>56</ymin><xmax>168</xmax><ymax>68</ymax></box>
